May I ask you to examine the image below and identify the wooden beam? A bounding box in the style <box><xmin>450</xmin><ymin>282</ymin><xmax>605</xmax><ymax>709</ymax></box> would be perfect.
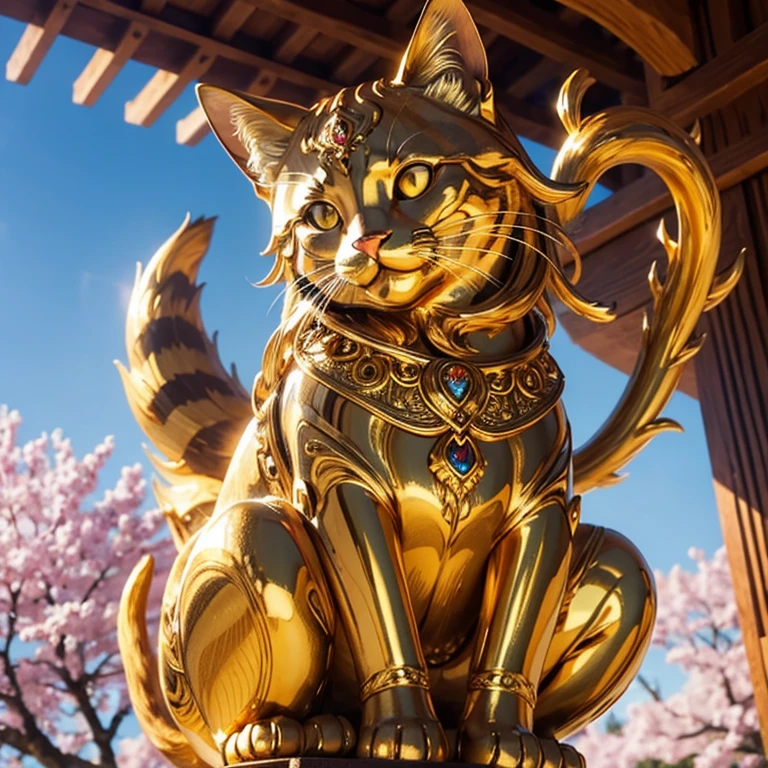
<box><xmin>571</xmin><ymin>127</ymin><xmax>768</xmax><ymax>255</ymax></box>
<box><xmin>694</xmin><ymin>181</ymin><xmax>768</xmax><ymax>741</ymax></box>
<box><xmin>211</xmin><ymin>0</ymin><xmax>256</xmax><ymax>41</ymax></box>
<box><xmin>6</xmin><ymin>0</ymin><xmax>75</xmax><ymax>85</ymax></box>
<box><xmin>653</xmin><ymin>22</ymin><xmax>768</xmax><ymax>127</ymax></box>
<box><xmin>73</xmin><ymin>21</ymin><xmax>148</xmax><ymax>106</ymax></box>
<box><xmin>238</xmin><ymin>0</ymin><xmax>644</xmax><ymax>96</ymax></box>
<box><xmin>507</xmin><ymin>58</ymin><xmax>565</xmax><ymax>100</ymax></box>
<box><xmin>240</xmin><ymin>0</ymin><xmax>407</xmax><ymax>61</ymax></box>
<box><xmin>72</xmin><ymin>0</ymin><xmax>163</xmax><ymax>107</ymax></box>
<box><xmin>272</xmin><ymin>25</ymin><xmax>317</xmax><ymax>63</ymax></box>
<box><xmin>125</xmin><ymin>48</ymin><xmax>215</xmax><ymax>127</ymax></box>
<box><xmin>466</xmin><ymin>0</ymin><xmax>645</xmax><ymax>96</ymax></box>
<box><xmin>77</xmin><ymin>0</ymin><xmax>338</xmax><ymax>95</ymax></box>
<box><xmin>176</xmin><ymin>10</ymin><xmax>312</xmax><ymax>147</ymax></box>
<box><xmin>330</xmin><ymin>0</ymin><xmax>424</xmax><ymax>83</ymax></box>
<box><xmin>555</xmin><ymin>0</ymin><xmax>696</xmax><ymax>76</ymax></box>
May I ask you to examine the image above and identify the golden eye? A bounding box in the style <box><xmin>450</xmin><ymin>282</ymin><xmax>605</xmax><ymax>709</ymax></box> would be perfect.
<box><xmin>305</xmin><ymin>202</ymin><xmax>340</xmax><ymax>231</ymax></box>
<box><xmin>396</xmin><ymin>164</ymin><xmax>433</xmax><ymax>199</ymax></box>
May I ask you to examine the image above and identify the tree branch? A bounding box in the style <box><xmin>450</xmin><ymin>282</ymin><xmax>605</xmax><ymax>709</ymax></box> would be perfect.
<box><xmin>0</xmin><ymin>589</ymin><xmax>95</xmax><ymax>768</ymax></box>
<box><xmin>637</xmin><ymin>674</ymin><xmax>664</xmax><ymax>702</ymax></box>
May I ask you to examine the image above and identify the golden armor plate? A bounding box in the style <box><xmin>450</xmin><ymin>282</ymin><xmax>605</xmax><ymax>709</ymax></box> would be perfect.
<box><xmin>116</xmin><ymin>1</ymin><xmax>742</xmax><ymax>766</ymax></box>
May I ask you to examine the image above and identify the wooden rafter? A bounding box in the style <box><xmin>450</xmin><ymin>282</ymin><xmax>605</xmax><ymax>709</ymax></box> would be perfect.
<box><xmin>73</xmin><ymin>20</ymin><xmax>148</xmax><ymax>106</ymax></box>
<box><xmin>466</xmin><ymin>0</ymin><xmax>644</xmax><ymax>96</ymax></box>
<box><xmin>124</xmin><ymin>1</ymin><xmax>259</xmax><ymax>130</ymax></box>
<box><xmin>211</xmin><ymin>0</ymin><xmax>256</xmax><ymax>41</ymax></box>
<box><xmin>555</xmin><ymin>0</ymin><xmax>696</xmax><ymax>76</ymax></box>
<box><xmin>507</xmin><ymin>57</ymin><xmax>565</xmax><ymax>100</ymax></box>
<box><xmin>76</xmin><ymin>0</ymin><xmax>337</xmax><ymax>94</ymax></box>
<box><xmin>176</xmin><ymin>15</ymin><xmax>308</xmax><ymax>146</ymax></box>
<box><xmin>73</xmin><ymin>0</ymin><xmax>165</xmax><ymax>107</ymax></box>
<box><xmin>243</xmin><ymin>0</ymin><xmax>407</xmax><ymax>61</ymax></box>
<box><xmin>331</xmin><ymin>0</ymin><xmax>424</xmax><ymax>84</ymax></box>
<box><xmin>241</xmin><ymin>0</ymin><xmax>644</xmax><ymax>96</ymax></box>
<box><xmin>0</xmin><ymin>0</ymin><xmax>650</xmax><ymax>157</ymax></box>
<box><xmin>6</xmin><ymin>0</ymin><xmax>75</xmax><ymax>85</ymax></box>
<box><xmin>571</xmin><ymin>126</ymin><xmax>768</xmax><ymax>256</ymax></box>
<box><xmin>125</xmin><ymin>48</ymin><xmax>215</xmax><ymax>127</ymax></box>
<box><xmin>653</xmin><ymin>22</ymin><xmax>768</xmax><ymax>126</ymax></box>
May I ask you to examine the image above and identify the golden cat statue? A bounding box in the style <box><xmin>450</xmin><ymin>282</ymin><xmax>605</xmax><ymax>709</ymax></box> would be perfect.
<box><xmin>116</xmin><ymin>0</ymin><xmax>741</xmax><ymax>765</ymax></box>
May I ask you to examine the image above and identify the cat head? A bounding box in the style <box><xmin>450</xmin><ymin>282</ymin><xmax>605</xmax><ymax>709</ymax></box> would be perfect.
<box><xmin>198</xmin><ymin>0</ymin><xmax>586</xmax><ymax>338</ymax></box>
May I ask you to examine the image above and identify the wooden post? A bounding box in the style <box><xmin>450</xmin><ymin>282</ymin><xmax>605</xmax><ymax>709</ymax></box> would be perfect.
<box><xmin>690</xmin><ymin>0</ymin><xmax>768</xmax><ymax>745</ymax></box>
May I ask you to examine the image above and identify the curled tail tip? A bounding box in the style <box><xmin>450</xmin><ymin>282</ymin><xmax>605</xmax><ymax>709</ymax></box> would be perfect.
<box><xmin>118</xmin><ymin>556</ymin><xmax>207</xmax><ymax>768</ymax></box>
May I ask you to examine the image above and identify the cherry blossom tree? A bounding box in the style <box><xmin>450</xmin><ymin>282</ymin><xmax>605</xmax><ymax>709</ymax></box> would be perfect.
<box><xmin>574</xmin><ymin>546</ymin><xmax>764</xmax><ymax>768</ymax></box>
<box><xmin>0</xmin><ymin>405</ymin><xmax>173</xmax><ymax>767</ymax></box>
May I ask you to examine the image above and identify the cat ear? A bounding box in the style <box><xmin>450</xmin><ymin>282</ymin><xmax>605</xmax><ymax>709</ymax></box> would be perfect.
<box><xmin>392</xmin><ymin>0</ymin><xmax>494</xmax><ymax>121</ymax></box>
<box><xmin>196</xmin><ymin>84</ymin><xmax>307</xmax><ymax>199</ymax></box>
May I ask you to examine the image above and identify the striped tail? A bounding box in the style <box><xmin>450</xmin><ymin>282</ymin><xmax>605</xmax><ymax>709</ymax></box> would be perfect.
<box><xmin>116</xmin><ymin>215</ymin><xmax>253</xmax><ymax>547</ymax></box>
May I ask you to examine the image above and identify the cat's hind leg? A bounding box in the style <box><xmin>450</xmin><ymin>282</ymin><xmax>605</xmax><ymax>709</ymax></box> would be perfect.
<box><xmin>165</xmin><ymin>497</ymin><xmax>351</xmax><ymax>765</ymax></box>
<box><xmin>534</xmin><ymin>524</ymin><xmax>657</xmax><ymax>740</ymax></box>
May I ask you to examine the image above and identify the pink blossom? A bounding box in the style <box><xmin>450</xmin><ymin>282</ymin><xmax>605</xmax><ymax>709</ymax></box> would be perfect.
<box><xmin>0</xmin><ymin>405</ymin><xmax>174</xmax><ymax>766</ymax></box>
<box><xmin>116</xmin><ymin>734</ymin><xmax>170</xmax><ymax>768</ymax></box>
<box><xmin>573</xmin><ymin>546</ymin><xmax>763</xmax><ymax>768</ymax></box>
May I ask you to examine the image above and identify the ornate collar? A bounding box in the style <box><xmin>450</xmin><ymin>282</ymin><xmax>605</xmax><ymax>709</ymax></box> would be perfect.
<box><xmin>293</xmin><ymin>313</ymin><xmax>564</xmax><ymax>443</ymax></box>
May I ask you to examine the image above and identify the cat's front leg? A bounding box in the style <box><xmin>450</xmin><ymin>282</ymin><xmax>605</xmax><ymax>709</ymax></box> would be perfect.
<box><xmin>314</xmin><ymin>482</ymin><xmax>448</xmax><ymax>761</ymax></box>
<box><xmin>458</xmin><ymin>502</ymin><xmax>582</xmax><ymax>768</ymax></box>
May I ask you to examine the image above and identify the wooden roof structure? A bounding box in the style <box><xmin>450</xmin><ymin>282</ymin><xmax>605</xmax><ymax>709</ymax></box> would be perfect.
<box><xmin>2</xmin><ymin>0</ymin><xmax>691</xmax><ymax>176</ymax></box>
<box><xmin>3</xmin><ymin>0</ymin><xmax>768</xmax><ymax>751</ymax></box>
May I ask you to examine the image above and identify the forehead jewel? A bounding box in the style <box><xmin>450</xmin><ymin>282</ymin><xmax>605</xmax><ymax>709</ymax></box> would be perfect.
<box><xmin>302</xmin><ymin>96</ymin><xmax>381</xmax><ymax>171</ymax></box>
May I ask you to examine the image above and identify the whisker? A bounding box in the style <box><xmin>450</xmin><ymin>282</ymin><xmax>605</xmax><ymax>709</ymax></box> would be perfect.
<box><xmin>267</xmin><ymin>264</ymin><xmax>335</xmax><ymax>314</ymax></box>
<box><xmin>423</xmin><ymin>249</ymin><xmax>503</xmax><ymax>288</ymax></box>
<box><xmin>306</xmin><ymin>272</ymin><xmax>339</xmax><ymax>324</ymax></box>
<box><xmin>433</xmin><ymin>210</ymin><xmax>572</xmax><ymax>239</ymax></box>
<box><xmin>433</xmin><ymin>215</ymin><xmax>581</xmax><ymax>282</ymax></box>
<box><xmin>436</xmin><ymin>237</ymin><xmax>572</xmax><ymax>282</ymax></box>
<box><xmin>315</xmin><ymin>274</ymin><xmax>344</xmax><ymax>324</ymax></box>
<box><xmin>437</xmin><ymin>224</ymin><xmax>581</xmax><ymax>275</ymax></box>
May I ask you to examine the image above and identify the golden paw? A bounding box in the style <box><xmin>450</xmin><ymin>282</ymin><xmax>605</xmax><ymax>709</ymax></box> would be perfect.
<box><xmin>222</xmin><ymin>714</ymin><xmax>355</xmax><ymax>764</ymax></box>
<box><xmin>458</xmin><ymin>723</ymin><xmax>584</xmax><ymax>768</ymax></box>
<box><xmin>303</xmin><ymin>714</ymin><xmax>356</xmax><ymax>755</ymax></box>
<box><xmin>357</xmin><ymin>716</ymin><xmax>448</xmax><ymax>761</ymax></box>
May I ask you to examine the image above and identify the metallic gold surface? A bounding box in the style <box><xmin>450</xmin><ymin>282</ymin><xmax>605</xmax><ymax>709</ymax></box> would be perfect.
<box><xmin>116</xmin><ymin>0</ymin><xmax>738</xmax><ymax>766</ymax></box>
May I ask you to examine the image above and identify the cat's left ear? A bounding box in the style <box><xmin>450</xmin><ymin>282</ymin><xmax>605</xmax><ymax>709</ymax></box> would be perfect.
<box><xmin>392</xmin><ymin>0</ymin><xmax>494</xmax><ymax>123</ymax></box>
<box><xmin>197</xmin><ymin>84</ymin><xmax>307</xmax><ymax>200</ymax></box>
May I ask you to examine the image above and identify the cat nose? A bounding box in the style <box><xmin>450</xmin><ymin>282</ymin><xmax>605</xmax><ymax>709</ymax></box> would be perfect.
<box><xmin>352</xmin><ymin>230</ymin><xmax>392</xmax><ymax>259</ymax></box>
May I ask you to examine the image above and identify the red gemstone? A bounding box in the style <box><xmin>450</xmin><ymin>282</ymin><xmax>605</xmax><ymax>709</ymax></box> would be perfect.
<box><xmin>444</xmin><ymin>364</ymin><xmax>470</xmax><ymax>401</ymax></box>
<box><xmin>447</xmin><ymin>364</ymin><xmax>468</xmax><ymax>381</ymax></box>
<box><xmin>331</xmin><ymin>121</ymin><xmax>348</xmax><ymax>145</ymax></box>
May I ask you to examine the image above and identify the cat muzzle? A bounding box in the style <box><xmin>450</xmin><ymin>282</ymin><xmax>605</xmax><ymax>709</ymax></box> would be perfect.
<box><xmin>335</xmin><ymin>250</ymin><xmax>380</xmax><ymax>286</ymax></box>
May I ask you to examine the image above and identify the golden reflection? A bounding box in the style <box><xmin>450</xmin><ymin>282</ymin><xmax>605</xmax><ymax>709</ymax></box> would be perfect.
<box><xmin>116</xmin><ymin>0</ymin><xmax>737</xmax><ymax>766</ymax></box>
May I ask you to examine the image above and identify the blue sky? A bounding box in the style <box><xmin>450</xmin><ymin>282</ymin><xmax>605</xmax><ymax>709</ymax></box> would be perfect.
<box><xmin>0</xmin><ymin>16</ymin><xmax>725</xmax><ymax>748</ymax></box>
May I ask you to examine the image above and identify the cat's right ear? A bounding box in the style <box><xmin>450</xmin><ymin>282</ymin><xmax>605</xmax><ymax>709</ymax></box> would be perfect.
<box><xmin>196</xmin><ymin>84</ymin><xmax>307</xmax><ymax>200</ymax></box>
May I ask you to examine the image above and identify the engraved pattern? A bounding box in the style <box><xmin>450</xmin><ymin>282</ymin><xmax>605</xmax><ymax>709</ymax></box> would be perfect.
<box><xmin>296</xmin><ymin>321</ymin><xmax>443</xmax><ymax>433</ymax></box>
<box><xmin>295</xmin><ymin>319</ymin><xmax>564</xmax><ymax>440</ymax></box>
<box><xmin>429</xmin><ymin>433</ymin><xmax>486</xmax><ymax>524</ymax></box>
<box><xmin>478</xmin><ymin>352</ymin><xmax>564</xmax><ymax>435</ymax></box>
<box><xmin>359</xmin><ymin>665</ymin><xmax>431</xmax><ymax>701</ymax></box>
<box><xmin>468</xmin><ymin>670</ymin><xmax>538</xmax><ymax>709</ymax></box>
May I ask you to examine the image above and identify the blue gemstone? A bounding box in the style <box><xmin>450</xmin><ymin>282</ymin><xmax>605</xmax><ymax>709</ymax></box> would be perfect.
<box><xmin>447</xmin><ymin>440</ymin><xmax>475</xmax><ymax>475</ymax></box>
<box><xmin>444</xmin><ymin>364</ymin><xmax>470</xmax><ymax>401</ymax></box>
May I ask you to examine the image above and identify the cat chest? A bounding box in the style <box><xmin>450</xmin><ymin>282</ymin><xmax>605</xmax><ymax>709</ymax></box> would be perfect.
<box><xmin>278</xmin><ymin>366</ymin><xmax>566</xmax><ymax>532</ymax></box>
